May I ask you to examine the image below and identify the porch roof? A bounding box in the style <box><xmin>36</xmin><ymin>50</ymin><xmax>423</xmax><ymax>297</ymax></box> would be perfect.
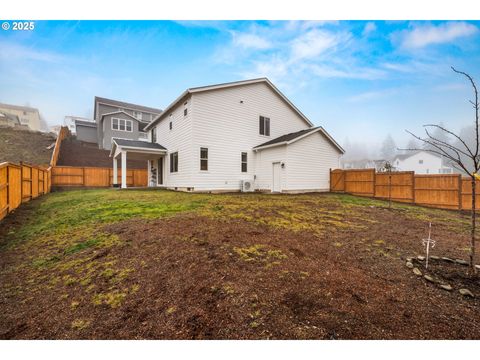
<box><xmin>110</xmin><ymin>138</ymin><xmax>167</xmax><ymax>159</ymax></box>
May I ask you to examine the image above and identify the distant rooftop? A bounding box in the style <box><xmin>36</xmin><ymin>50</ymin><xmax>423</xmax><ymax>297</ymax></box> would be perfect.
<box><xmin>94</xmin><ymin>96</ymin><xmax>162</xmax><ymax>120</ymax></box>
<box><xmin>0</xmin><ymin>102</ymin><xmax>39</xmax><ymax>113</ymax></box>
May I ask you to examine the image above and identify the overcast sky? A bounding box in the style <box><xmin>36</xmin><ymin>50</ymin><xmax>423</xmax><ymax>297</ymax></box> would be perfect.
<box><xmin>1</xmin><ymin>20</ymin><xmax>479</xmax><ymax>149</ymax></box>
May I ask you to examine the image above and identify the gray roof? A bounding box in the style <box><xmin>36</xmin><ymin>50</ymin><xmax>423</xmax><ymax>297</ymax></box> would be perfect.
<box><xmin>253</xmin><ymin>126</ymin><xmax>345</xmax><ymax>153</ymax></box>
<box><xmin>393</xmin><ymin>151</ymin><xmax>423</xmax><ymax>161</ymax></box>
<box><xmin>112</xmin><ymin>138</ymin><xmax>167</xmax><ymax>150</ymax></box>
<box><xmin>75</xmin><ymin>119</ymin><xmax>97</xmax><ymax>128</ymax></box>
<box><xmin>0</xmin><ymin>102</ymin><xmax>39</xmax><ymax>113</ymax></box>
<box><xmin>94</xmin><ymin>96</ymin><xmax>162</xmax><ymax>119</ymax></box>
<box><xmin>254</xmin><ymin>127</ymin><xmax>320</xmax><ymax>148</ymax></box>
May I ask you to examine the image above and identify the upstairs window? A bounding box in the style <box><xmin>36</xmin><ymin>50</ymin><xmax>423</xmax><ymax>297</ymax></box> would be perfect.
<box><xmin>200</xmin><ymin>147</ymin><xmax>208</xmax><ymax>171</ymax></box>
<box><xmin>259</xmin><ymin>116</ymin><xmax>270</xmax><ymax>136</ymax></box>
<box><xmin>170</xmin><ymin>152</ymin><xmax>178</xmax><ymax>173</ymax></box>
<box><xmin>112</xmin><ymin>118</ymin><xmax>133</xmax><ymax>132</ymax></box>
<box><xmin>151</xmin><ymin>128</ymin><xmax>157</xmax><ymax>143</ymax></box>
<box><xmin>241</xmin><ymin>152</ymin><xmax>247</xmax><ymax>173</ymax></box>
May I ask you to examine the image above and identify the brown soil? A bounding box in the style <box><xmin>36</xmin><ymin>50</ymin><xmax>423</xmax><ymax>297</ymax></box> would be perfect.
<box><xmin>1</xmin><ymin>200</ymin><xmax>479</xmax><ymax>339</ymax></box>
<box><xmin>0</xmin><ymin>126</ymin><xmax>56</xmax><ymax>166</ymax></box>
<box><xmin>57</xmin><ymin>137</ymin><xmax>146</xmax><ymax>169</ymax></box>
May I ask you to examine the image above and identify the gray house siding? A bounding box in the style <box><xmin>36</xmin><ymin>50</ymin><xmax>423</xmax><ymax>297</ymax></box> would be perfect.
<box><xmin>101</xmin><ymin>113</ymin><xmax>142</xmax><ymax>150</ymax></box>
<box><xmin>96</xmin><ymin>103</ymin><xmax>155</xmax><ymax>122</ymax></box>
<box><xmin>76</xmin><ymin>124</ymin><xmax>98</xmax><ymax>143</ymax></box>
<box><xmin>94</xmin><ymin>98</ymin><xmax>161</xmax><ymax>150</ymax></box>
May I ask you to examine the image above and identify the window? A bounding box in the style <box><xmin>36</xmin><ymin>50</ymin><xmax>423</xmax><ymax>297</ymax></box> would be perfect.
<box><xmin>200</xmin><ymin>147</ymin><xmax>208</xmax><ymax>171</ymax></box>
<box><xmin>170</xmin><ymin>152</ymin><xmax>178</xmax><ymax>173</ymax></box>
<box><xmin>241</xmin><ymin>152</ymin><xmax>248</xmax><ymax>173</ymax></box>
<box><xmin>419</xmin><ymin>160</ymin><xmax>424</xmax><ymax>164</ymax></box>
<box><xmin>151</xmin><ymin>128</ymin><xmax>157</xmax><ymax>143</ymax></box>
<box><xmin>112</xmin><ymin>118</ymin><xmax>133</xmax><ymax>132</ymax></box>
<box><xmin>139</xmin><ymin>132</ymin><xmax>148</xmax><ymax>139</ymax></box>
<box><xmin>259</xmin><ymin>116</ymin><xmax>270</xmax><ymax>136</ymax></box>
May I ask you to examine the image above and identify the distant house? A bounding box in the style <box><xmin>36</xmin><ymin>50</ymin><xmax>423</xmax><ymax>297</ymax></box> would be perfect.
<box><xmin>75</xmin><ymin>97</ymin><xmax>162</xmax><ymax>150</ymax></box>
<box><xmin>0</xmin><ymin>111</ymin><xmax>24</xmax><ymax>129</ymax></box>
<box><xmin>393</xmin><ymin>150</ymin><xmax>454</xmax><ymax>174</ymax></box>
<box><xmin>0</xmin><ymin>103</ymin><xmax>42</xmax><ymax>131</ymax></box>
<box><xmin>63</xmin><ymin>115</ymin><xmax>94</xmax><ymax>134</ymax></box>
<box><xmin>342</xmin><ymin>159</ymin><xmax>389</xmax><ymax>171</ymax></box>
<box><xmin>110</xmin><ymin>78</ymin><xmax>344</xmax><ymax>192</ymax></box>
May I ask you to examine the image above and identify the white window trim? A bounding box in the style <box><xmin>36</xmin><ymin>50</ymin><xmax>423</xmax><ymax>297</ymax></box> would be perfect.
<box><xmin>111</xmin><ymin>117</ymin><xmax>133</xmax><ymax>132</ymax></box>
<box><xmin>241</xmin><ymin>151</ymin><xmax>248</xmax><ymax>173</ymax></box>
<box><xmin>200</xmin><ymin>147</ymin><xmax>209</xmax><ymax>172</ymax></box>
<box><xmin>170</xmin><ymin>151</ymin><xmax>179</xmax><ymax>173</ymax></box>
<box><xmin>259</xmin><ymin>115</ymin><xmax>271</xmax><ymax>137</ymax></box>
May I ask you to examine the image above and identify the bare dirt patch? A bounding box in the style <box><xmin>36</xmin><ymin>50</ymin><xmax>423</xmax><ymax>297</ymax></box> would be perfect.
<box><xmin>0</xmin><ymin>126</ymin><xmax>55</xmax><ymax>165</ymax></box>
<box><xmin>1</xmin><ymin>192</ymin><xmax>479</xmax><ymax>339</ymax></box>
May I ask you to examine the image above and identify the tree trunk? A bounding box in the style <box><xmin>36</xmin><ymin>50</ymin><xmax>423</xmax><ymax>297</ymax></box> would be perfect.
<box><xmin>471</xmin><ymin>178</ymin><xmax>477</xmax><ymax>275</ymax></box>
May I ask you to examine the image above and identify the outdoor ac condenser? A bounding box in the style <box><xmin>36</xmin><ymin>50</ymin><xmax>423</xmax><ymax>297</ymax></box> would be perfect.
<box><xmin>241</xmin><ymin>180</ymin><xmax>255</xmax><ymax>192</ymax></box>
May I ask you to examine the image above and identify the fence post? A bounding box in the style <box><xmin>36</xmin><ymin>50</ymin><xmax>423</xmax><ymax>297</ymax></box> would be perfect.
<box><xmin>411</xmin><ymin>172</ymin><xmax>415</xmax><ymax>205</ymax></box>
<box><xmin>458</xmin><ymin>174</ymin><xmax>462</xmax><ymax>210</ymax></box>
<box><xmin>6</xmin><ymin>164</ymin><xmax>10</xmax><ymax>215</ymax></box>
<box><xmin>30</xmin><ymin>165</ymin><xmax>33</xmax><ymax>200</ymax></box>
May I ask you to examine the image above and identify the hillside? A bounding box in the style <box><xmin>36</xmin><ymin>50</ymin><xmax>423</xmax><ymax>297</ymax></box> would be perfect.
<box><xmin>0</xmin><ymin>126</ymin><xmax>56</xmax><ymax>166</ymax></box>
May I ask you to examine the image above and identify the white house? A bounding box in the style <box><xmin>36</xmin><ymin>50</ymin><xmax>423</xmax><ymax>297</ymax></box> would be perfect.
<box><xmin>109</xmin><ymin>78</ymin><xmax>344</xmax><ymax>193</ymax></box>
<box><xmin>393</xmin><ymin>150</ymin><xmax>453</xmax><ymax>174</ymax></box>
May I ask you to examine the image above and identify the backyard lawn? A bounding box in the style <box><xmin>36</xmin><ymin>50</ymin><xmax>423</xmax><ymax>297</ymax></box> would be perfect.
<box><xmin>0</xmin><ymin>189</ymin><xmax>479</xmax><ymax>339</ymax></box>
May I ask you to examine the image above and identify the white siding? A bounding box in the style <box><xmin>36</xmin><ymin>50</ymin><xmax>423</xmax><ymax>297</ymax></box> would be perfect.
<box><xmin>254</xmin><ymin>146</ymin><xmax>287</xmax><ymax>191</ymax></box>
<box><xmin>286</xmin><ymin>132</ymin><xmax>341</xmax><ymax>191</ymax></box>
<box><xmin>394</xmin><ymin>151</ymin><xmax>450</xmax><ymax>174</ymax></box>
<box><xmin>190</xmin><ymin>82</ymin><xmax>310</xmax><ymax>191</ymax></box>
<box><xmin>152</xmin><ymin>96</ymin><xmax>194</xmax><ymax>188</ymax></box>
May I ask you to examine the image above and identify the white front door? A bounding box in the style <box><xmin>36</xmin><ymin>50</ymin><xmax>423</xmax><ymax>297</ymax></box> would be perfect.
<box><xmin>272</xmin><ymin>162</ymin><xmax>281</xmax><ymax>192</ymax></box>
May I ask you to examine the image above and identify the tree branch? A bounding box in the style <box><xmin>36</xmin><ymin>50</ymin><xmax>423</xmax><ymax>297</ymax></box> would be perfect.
<box><xmin>423</xmin><ymin>124</ymin><xmax>474</xmax><ymax>157</ymax></box>
<box><xmin>452</xmin><ymin>66</ymin><xmax>479</xmax><ymax>158</ymax></box>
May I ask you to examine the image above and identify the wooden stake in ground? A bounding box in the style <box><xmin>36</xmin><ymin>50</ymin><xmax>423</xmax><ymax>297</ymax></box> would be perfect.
<box><xmin>422</xmin><ymin>223</ymin><xmax>436</xmax><ymax>270</ymax></box>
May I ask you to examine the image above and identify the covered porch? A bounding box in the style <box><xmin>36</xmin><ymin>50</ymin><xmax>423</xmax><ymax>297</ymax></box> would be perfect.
<box><xmin>110</xmin><ymin>138</ymin><xmax>167</xmax><ymax>189</ymax></box>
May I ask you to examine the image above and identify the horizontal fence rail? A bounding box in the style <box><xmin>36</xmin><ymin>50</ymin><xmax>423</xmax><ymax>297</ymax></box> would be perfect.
<box><xmin>330</xmin><ymin>168</ymin><xmax>479</xmax><ymax>211</ymax></box>
<box><xmin>51</xmin><ymin>166</ymin><xmax>148</xmax><ymax>188</ymax></box>
<box><xmin>0</xmin><ymin>162</ymin><xmax>51</xmax><ymax>221</ymax></box>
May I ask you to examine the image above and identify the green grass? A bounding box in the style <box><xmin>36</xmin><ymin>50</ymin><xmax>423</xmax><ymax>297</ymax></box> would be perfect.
<box><xmin>0</xmin><ymin>188</ymin><xmax>471</xmax><ymax>314</ymax></box>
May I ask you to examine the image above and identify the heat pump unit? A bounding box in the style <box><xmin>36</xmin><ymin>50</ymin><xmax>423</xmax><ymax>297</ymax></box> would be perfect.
<box><xmin>241</xmin><ymin>180</ymin><xmax>254</xmax><ymax>192</ymax></box>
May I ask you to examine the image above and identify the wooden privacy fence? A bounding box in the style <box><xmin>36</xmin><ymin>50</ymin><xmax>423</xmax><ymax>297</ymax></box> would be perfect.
<box><xmin>50</xmin><ymin>126</ymin><xmax>70</xmax><ymax>167</ymax></box>
<box><xmin>330</xmin><ymin>168</ymin><xmax>480</xmax><ymax>211</ymax></box>
<box><xmin>0</xmin><ymin>162</ymin><xmax>51</xmax><ymax>221</ymax></box>
<box><xmin>52</xmin><ymin>166</ymin><xmax>148</xmax><ymax>187</ymax></box>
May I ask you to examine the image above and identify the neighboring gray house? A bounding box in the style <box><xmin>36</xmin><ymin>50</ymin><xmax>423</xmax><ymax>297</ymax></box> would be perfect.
<box><xmin>75</xmin><ymin>120</ymin><xmax>97</xmax><ymax>143</ymax></box>
<box><xmin>75</xmin><ymin>96</ymin><xmax>162</xmax><ymax>150</ymax></box>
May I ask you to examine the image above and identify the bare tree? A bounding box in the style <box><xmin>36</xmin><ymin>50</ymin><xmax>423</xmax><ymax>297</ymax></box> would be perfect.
<box><xmin>401</xmin><ymin>67</ymin><xmax>478</xmax><ymax>275</ymax></box>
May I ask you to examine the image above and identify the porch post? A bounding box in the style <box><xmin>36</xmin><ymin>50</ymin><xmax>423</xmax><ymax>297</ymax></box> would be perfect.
<box><xmin>147</xmin><ymin>160</ymin><xmax>151</xmax><ymax>187</ymax></box>
<box><xmin>121</xmin><ymin>151</ymin><xmax>127</xmax><ymax>189</ymax></box>
<box><xmin>113</xmin><ymin>156</ymin><xmax>118</xmax><ymax>186</ymax></box>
